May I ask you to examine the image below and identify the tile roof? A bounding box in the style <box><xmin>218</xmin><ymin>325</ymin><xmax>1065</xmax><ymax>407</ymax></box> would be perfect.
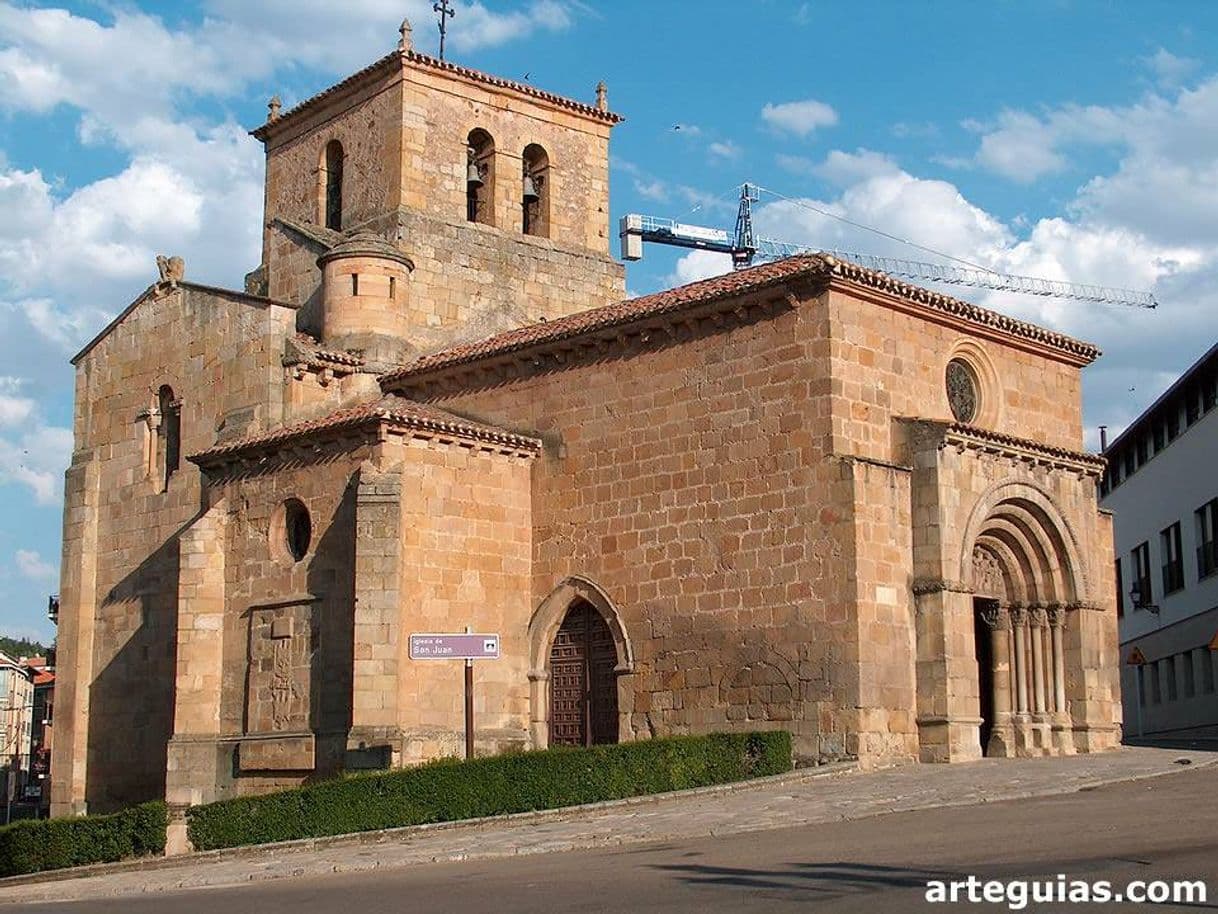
<box><xmin>381</xmin><ymin>255</ymin><xmax>830</xmax><ymax>383</ymax></box>
<box><xmin>190</xmin><ymin>395</ymin><xmax>540</xmax><ymax>465</ymax></box>
<box><xmin>286</xmin><ymin>334</ymin><xmax>366</xmax><ymax>369</ymax></box>
<box><xmin>252</xmin><ymin>49</ymin><xmax>621</xmax><ymax>142</ymax></box>
<box><xmin>381</xmin><ymin>253</ymin><xmax>1101</xmax><ymax>387</ymax></box>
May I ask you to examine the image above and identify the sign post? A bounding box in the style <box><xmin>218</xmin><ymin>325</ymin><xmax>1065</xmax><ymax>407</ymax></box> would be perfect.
<box><xmin>409</xmin><ymin>630</ymin><xmax>500</xmax><ymax>761</ymax></box>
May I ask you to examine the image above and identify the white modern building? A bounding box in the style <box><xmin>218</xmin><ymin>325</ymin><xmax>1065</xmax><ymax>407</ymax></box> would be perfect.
<box><xmin>1100</xmin><ymin>341</ymin><xmax>1218</xmax><ymax>742</ymax></box>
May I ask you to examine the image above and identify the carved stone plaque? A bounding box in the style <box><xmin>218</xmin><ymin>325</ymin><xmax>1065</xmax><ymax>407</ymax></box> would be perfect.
<box><xmin>246</xmin><ymin>603</ymin><xmax>312</xmax><ymax>735</ymax></box>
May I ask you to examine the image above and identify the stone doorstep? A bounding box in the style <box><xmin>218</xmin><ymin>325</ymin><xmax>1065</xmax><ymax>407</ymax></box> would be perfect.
<box><xmin>0</xmin><ymin>762</ymin><xmax>857</xmax><ymax>890</ymax></box>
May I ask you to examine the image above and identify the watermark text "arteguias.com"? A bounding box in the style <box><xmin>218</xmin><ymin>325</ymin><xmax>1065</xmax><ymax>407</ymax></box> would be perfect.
<box><xmin>925</xmin><ymin>875</ymin><xmax>1206</xmax><ymax>909</ymax></box>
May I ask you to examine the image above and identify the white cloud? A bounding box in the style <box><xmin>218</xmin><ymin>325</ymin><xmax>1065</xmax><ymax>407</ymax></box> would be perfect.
<box><xmin>0</xmin><ymin>422</ymin><xmax>71</xmax><ymax>504</ymax></box>
<box><xmin>1145</xmin><ymin>48</ymin><xmax>1199</xmax><ymax>90</ymax></box>
<box><xmin>670</xmin><ymin>250</ymin><xmax>732</xmax><ymax>286</ymax></box>
<box><xmin>970</xmin><ymin>110</ymin><xmax>1069</xmax><ymax>183</ymax></box>
<box><xmin>760</xmin><ymin>98</ymin><xmax>838</xmax><ymax>137</ymax></box>
<box><xmin>0</xmin><ymin>377</ymin><xmax>34</xmax><ymax>426</ymax></box>
<box><xmin>813</xmin><ymin>149</ymin><xmax>900</xmax><ymax>186</ymax></box>
<box><xmin>708</xmin><ymin>141</ymin><xmax>740</xmax><ymax>161</ymax></box>
<box><xmin>15</xmin><ymin>548</ymin><xmax>56</xmax><ymax>581</ymax></box>
<box><xmin>776</xmin><ymin>153</ymin><xmax>816</xmax><ymax>174</ymax></box>
<box><xmin>633</xmin><ymin>178</ymin><xmax>669</xmax><ymax>202</ymax></box>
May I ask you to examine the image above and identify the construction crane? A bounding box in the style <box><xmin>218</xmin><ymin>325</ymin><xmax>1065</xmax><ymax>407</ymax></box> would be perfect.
<box><xmin>619</xmin><ymin>184</ymin><xmax>1158</xmax><ymax>308</ymax></box>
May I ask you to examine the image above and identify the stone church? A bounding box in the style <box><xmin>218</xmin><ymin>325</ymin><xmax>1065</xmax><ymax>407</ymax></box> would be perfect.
<box><xmin>51</xmin><ymin>22</ymin><xmax>1121</xmax><ymax>818</ymax></box>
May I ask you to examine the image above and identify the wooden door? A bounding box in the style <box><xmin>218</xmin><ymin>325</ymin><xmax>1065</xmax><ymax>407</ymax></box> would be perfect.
<box><xmin>549</xmin><ymin>601</ymin><xmax>619</xmax><ymax>747</ymax></box>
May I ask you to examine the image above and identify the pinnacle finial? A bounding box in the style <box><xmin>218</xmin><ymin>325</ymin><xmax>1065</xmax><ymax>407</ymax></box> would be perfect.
<box><xmin>398</xmin><ymin>17</ymin><xmax>413</xmax><ymax>51</ymax></box>
<box><xmin>267</xmin><ymin>94</ymin><xmax>282</xmax><ymax>122</ymax></box>
<box><xmin>595</xmin><ymin>80</ymin><xmax>608</xmax><ymax>112</ymax></box>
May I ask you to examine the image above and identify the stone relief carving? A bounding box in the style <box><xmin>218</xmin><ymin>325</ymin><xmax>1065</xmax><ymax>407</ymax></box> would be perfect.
<box><xmin>972</xmin><ymin>546</ymin><xmax>1005</xmax><ymax>599</ymax></box>
<box><xmin>246</xmin><ymin>605</ymin><xmax>311</xmax><ymax>735</ymax></box>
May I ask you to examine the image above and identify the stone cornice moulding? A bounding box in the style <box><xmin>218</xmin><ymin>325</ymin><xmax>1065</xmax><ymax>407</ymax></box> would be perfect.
<box><xmin>897</xmin><ymin>417</ymin><xmax>1105</xmax><ymax>479</ymax></box>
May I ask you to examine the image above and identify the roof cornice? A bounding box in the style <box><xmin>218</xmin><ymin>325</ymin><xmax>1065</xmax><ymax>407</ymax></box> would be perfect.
<box><xmin>190</xmin><ymin>397</ymin><xmax>541</xmax><ymax>470</ymax></box>
<box><xmin>252</xmin><ymin>49</ymin><xmax>622</xmax><ymax>144</ymax></box>
<box><xmin>821</xmin><ymin>256</ymin><xmax>1100</xmax><ymax>367</ymax></box>
<box><xmin>898</xmin><ymin>417</ymin><xmax>1106</xmax><ymax>477</ymax></box>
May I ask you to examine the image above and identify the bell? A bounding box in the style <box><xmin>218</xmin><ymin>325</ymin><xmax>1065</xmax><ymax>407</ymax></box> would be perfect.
<box><xmin>522</xmin><ymin>173</ymin><xmax>540</xmax><ymax>202</ymax></box>
<box><xmin>466</xmin><ymin>149</ymin><xmax>483</xmax><ymax>188</ymax></box>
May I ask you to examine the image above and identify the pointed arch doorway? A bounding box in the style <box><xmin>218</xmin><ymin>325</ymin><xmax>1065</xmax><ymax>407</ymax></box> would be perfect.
<box><xmin>548</xmin><ymin>600</ymin><xmax>619</xmax><ymax>747</ymax></box>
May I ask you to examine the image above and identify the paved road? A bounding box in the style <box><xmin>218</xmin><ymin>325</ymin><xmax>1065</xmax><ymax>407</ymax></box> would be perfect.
<box><xmin>37</xmin><ymin>765</ymin><xmax>1218</xmax><ymax>913</ymax></box>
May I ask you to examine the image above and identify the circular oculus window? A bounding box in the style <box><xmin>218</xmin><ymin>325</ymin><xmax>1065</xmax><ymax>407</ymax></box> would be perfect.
<box><xmin>946</xmin><ymin>358</ymin><xmax>979</xmax><ymax>424</ymax></box>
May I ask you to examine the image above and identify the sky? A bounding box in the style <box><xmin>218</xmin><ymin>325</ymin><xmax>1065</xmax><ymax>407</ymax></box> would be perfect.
<box><xmin>2</xmin><ymin>0</ymin><xmax>1218</xmax><ymax>643</ymax></box>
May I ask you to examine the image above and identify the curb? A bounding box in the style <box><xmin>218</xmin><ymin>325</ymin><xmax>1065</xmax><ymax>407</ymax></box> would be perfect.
<box><xmin>0</xmin><ymin>762</ymin><xmax>856</xmax><ymax>891</ymax></box>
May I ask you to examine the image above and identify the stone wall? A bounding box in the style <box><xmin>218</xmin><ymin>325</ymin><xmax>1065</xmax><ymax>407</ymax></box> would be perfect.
<box><xmin>823</xmin><ymin>287</ymin><xmax>1086</xmax><ymax>457</ymax></box>
<box><xmin>421</xmin><ymin>293</ymin><xmax>863</xmax><ymax>763</ymax></box>
<box><xmin>52</xmin><ymin>286</ymin><xmax>296</xmax><ymax>815</ymax></box>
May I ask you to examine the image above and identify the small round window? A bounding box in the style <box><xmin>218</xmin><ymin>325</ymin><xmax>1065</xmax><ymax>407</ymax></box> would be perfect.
<box><xmin>946</xmin><ymin>358</ymin><xmax>979</xmax><ymax>424</ymax></box>
<box><xmin>283</xmin><ymin>499</ymin><xmax>312</xmax><ymax>562</ymax></box>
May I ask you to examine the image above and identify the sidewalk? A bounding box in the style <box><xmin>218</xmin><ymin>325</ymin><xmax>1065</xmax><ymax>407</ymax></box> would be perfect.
<box><xmin>3</xmin><ymin>746</ymin><xmax>1213</xmax><ymax>906</ymax></box>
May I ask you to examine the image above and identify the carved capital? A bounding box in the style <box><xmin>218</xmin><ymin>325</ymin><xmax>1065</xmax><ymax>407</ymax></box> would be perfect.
<box><xmin>1029</xmin><ymin>606</ymin><xmax>1049</xmax><ymax>628</ymax></box>
<box><xmin>980</xmin><ymin>604</ymin><xmax>1009</xmax><ymax>631</ymax></box>
<box><xmin>1047</xmin><ymin>605</ymin><xmax>1066</xmax><ymax>628</ymax></box>
<box><xmin>1008</xmin><ymin>606</ymin><xmax>1029</xmax><ymax>627</ymax></box>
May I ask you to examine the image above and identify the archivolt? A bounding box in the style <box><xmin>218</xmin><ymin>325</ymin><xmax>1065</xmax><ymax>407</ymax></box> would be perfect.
<box><xmin>962</xmin><ymin>481</ymin><xmax>1086</xmax><ymax>605</ymax></box>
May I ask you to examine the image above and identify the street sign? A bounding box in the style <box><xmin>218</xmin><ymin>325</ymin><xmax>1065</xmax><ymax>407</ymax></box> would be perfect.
<box><xmin>408</xmin><ymin>632</ymin><xmax>501</xmax><ymax>761</ymax></box>
<box><xmin>409</xmin><ymin>632</ymin><xmax>500</xmax><ymax>660</ymax></box>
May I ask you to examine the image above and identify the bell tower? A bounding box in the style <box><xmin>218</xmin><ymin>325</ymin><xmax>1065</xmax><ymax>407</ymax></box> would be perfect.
<box><xmin>250</xmin><ymin>20</ymin><xmax>626</xmax><ymax>361</ymax></box>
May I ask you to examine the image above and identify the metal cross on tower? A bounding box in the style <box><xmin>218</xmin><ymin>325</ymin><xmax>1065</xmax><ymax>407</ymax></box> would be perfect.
<box><xmin>434</xmin><ymin>0</ymin><xmax>456</xmax><ymax>60</ymax></box>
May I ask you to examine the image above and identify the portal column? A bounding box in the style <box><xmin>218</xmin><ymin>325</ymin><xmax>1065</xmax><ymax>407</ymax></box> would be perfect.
<box><xmin>1048</xmin><ymin>606</ymin><xmax>1075</xmax><ymax>754</ymax></box>
<box><xmin>1028</xmin><ymin>607</ymin><xmax>1052</xmax><ymax>753</ymax></box>
<box><xmin>981</xmin><ymin>605</ymin><xmax>1014</xmax><ymax>757</ymax></box>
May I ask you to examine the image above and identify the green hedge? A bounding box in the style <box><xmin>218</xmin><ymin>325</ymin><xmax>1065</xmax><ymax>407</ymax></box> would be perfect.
<box><xmin>0</xmin><ymin>800</ymin><xmax>167</xmax><ymax>878</ymax></box>
<box><xmin>188</xmin><ymin>730</ymin><xmax>791</xmax><ymax>851</ymax></box>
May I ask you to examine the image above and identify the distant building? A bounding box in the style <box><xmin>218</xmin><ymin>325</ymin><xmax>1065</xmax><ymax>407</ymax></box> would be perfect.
<box><xmin>1100</xmin><ymin>341</ymin><xmax>1218</xmax><ymax>741</ymax></box>
<box><xmin>25</xmin><ymin>659</ymin><xmax>54</xmax><ymax>817</ymax></box>
<box><xmin>0</xmin><ymin>651</ymin><xmax>34</xmax><ymax>816</ymax></box>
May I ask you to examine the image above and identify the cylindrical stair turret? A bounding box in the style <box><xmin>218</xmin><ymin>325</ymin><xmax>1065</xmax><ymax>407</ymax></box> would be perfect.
<box><xmin>317</xmin><ymin>230</ymin><xmax>415</xmax><ymax>363</ymax></box>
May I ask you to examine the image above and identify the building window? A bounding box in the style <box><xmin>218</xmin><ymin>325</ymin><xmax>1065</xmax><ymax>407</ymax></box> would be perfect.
<box><xmin>466</xmin><ymin>129</ymin><xmax>495</xmax><ymax>225</ymax></box>
<box><xmin>1160</xmin><ymin>522</ymin><xmax>1184</xmax><ymax>595</ymax></box>
<box><xmin>1197</xmin><ymin>498</ymin><xmax>1218</xmax><ymax>580</ymax></box>
<box><xmin>1114</xmin><ymin>558</ymin><xmax>1124</xmax><ymax>617</ymax></box>
<box><xmin>323</xmin><ymin>140</ymin><xmax>344</xmax><ymax>231</ymax></box>
<box><xmin>1203</xmin><ymin>371</ymin><xmax>1217</xmax><ymax>412</ymax></box>
<box><xmin>1131</xmin><ymin>541</ymin><xmax>1153</xmax><ymax>609</ymax></box>
<box><xmin>1185</xmin><ymin>385</ymin><xmax>1201</xmax><ymax>425</ymax></box>
<box><xmin>945</xmin><ymin>358</ymin><xmax>980</xmax><ymax>424</ymax></box>
<box><xmin>1166</xmin><ymin>408</ymin><xmax>1179</xmax><ymax>442</ymax></box>
<box><xmin>1165</xmin><ymin>655</ymin><xmax>1178</xmax><ymax>701</ymax></box>
<box><xmin>1150</xmin><ymin>660</ymin><xmax>1162</xmax><ymax>704</ymax></box>
<box><xmin>1135</xmin><ymin>434</ymin><xmax>1148</xmax><ymax>467</ymax></box>
<box><xmin>1200</xmin><ymin>648</ymin><xmax>1216</xmax><ymax>694</ymax></box>
<box><xmin>1122</xmin><ymin>448</ymin><xmax>1135</xmax><ymax>479</ymax></box>
<box><xmin>272</xmin><ymin>498</ymin><xmax>312</xmax><ymax>564</ymax></box>
<box><xmin>1183</xmin><ymin>651</ymin><xmax>1196</xmax><ymax>698</ymax></box>
<box><xmin>521</xmin><ymin>143</ymin><xmax>550</xmax><ymax>238</ymax></box>
<box><xmin>157</xmin><ymin>385</ymin><xmax>180</xmax><ymax>492</ymax></box>
<box><xmin>1152</xmin><ymin>418</ymin><xmax>1165</xmax><ymax>454</ymax></box>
